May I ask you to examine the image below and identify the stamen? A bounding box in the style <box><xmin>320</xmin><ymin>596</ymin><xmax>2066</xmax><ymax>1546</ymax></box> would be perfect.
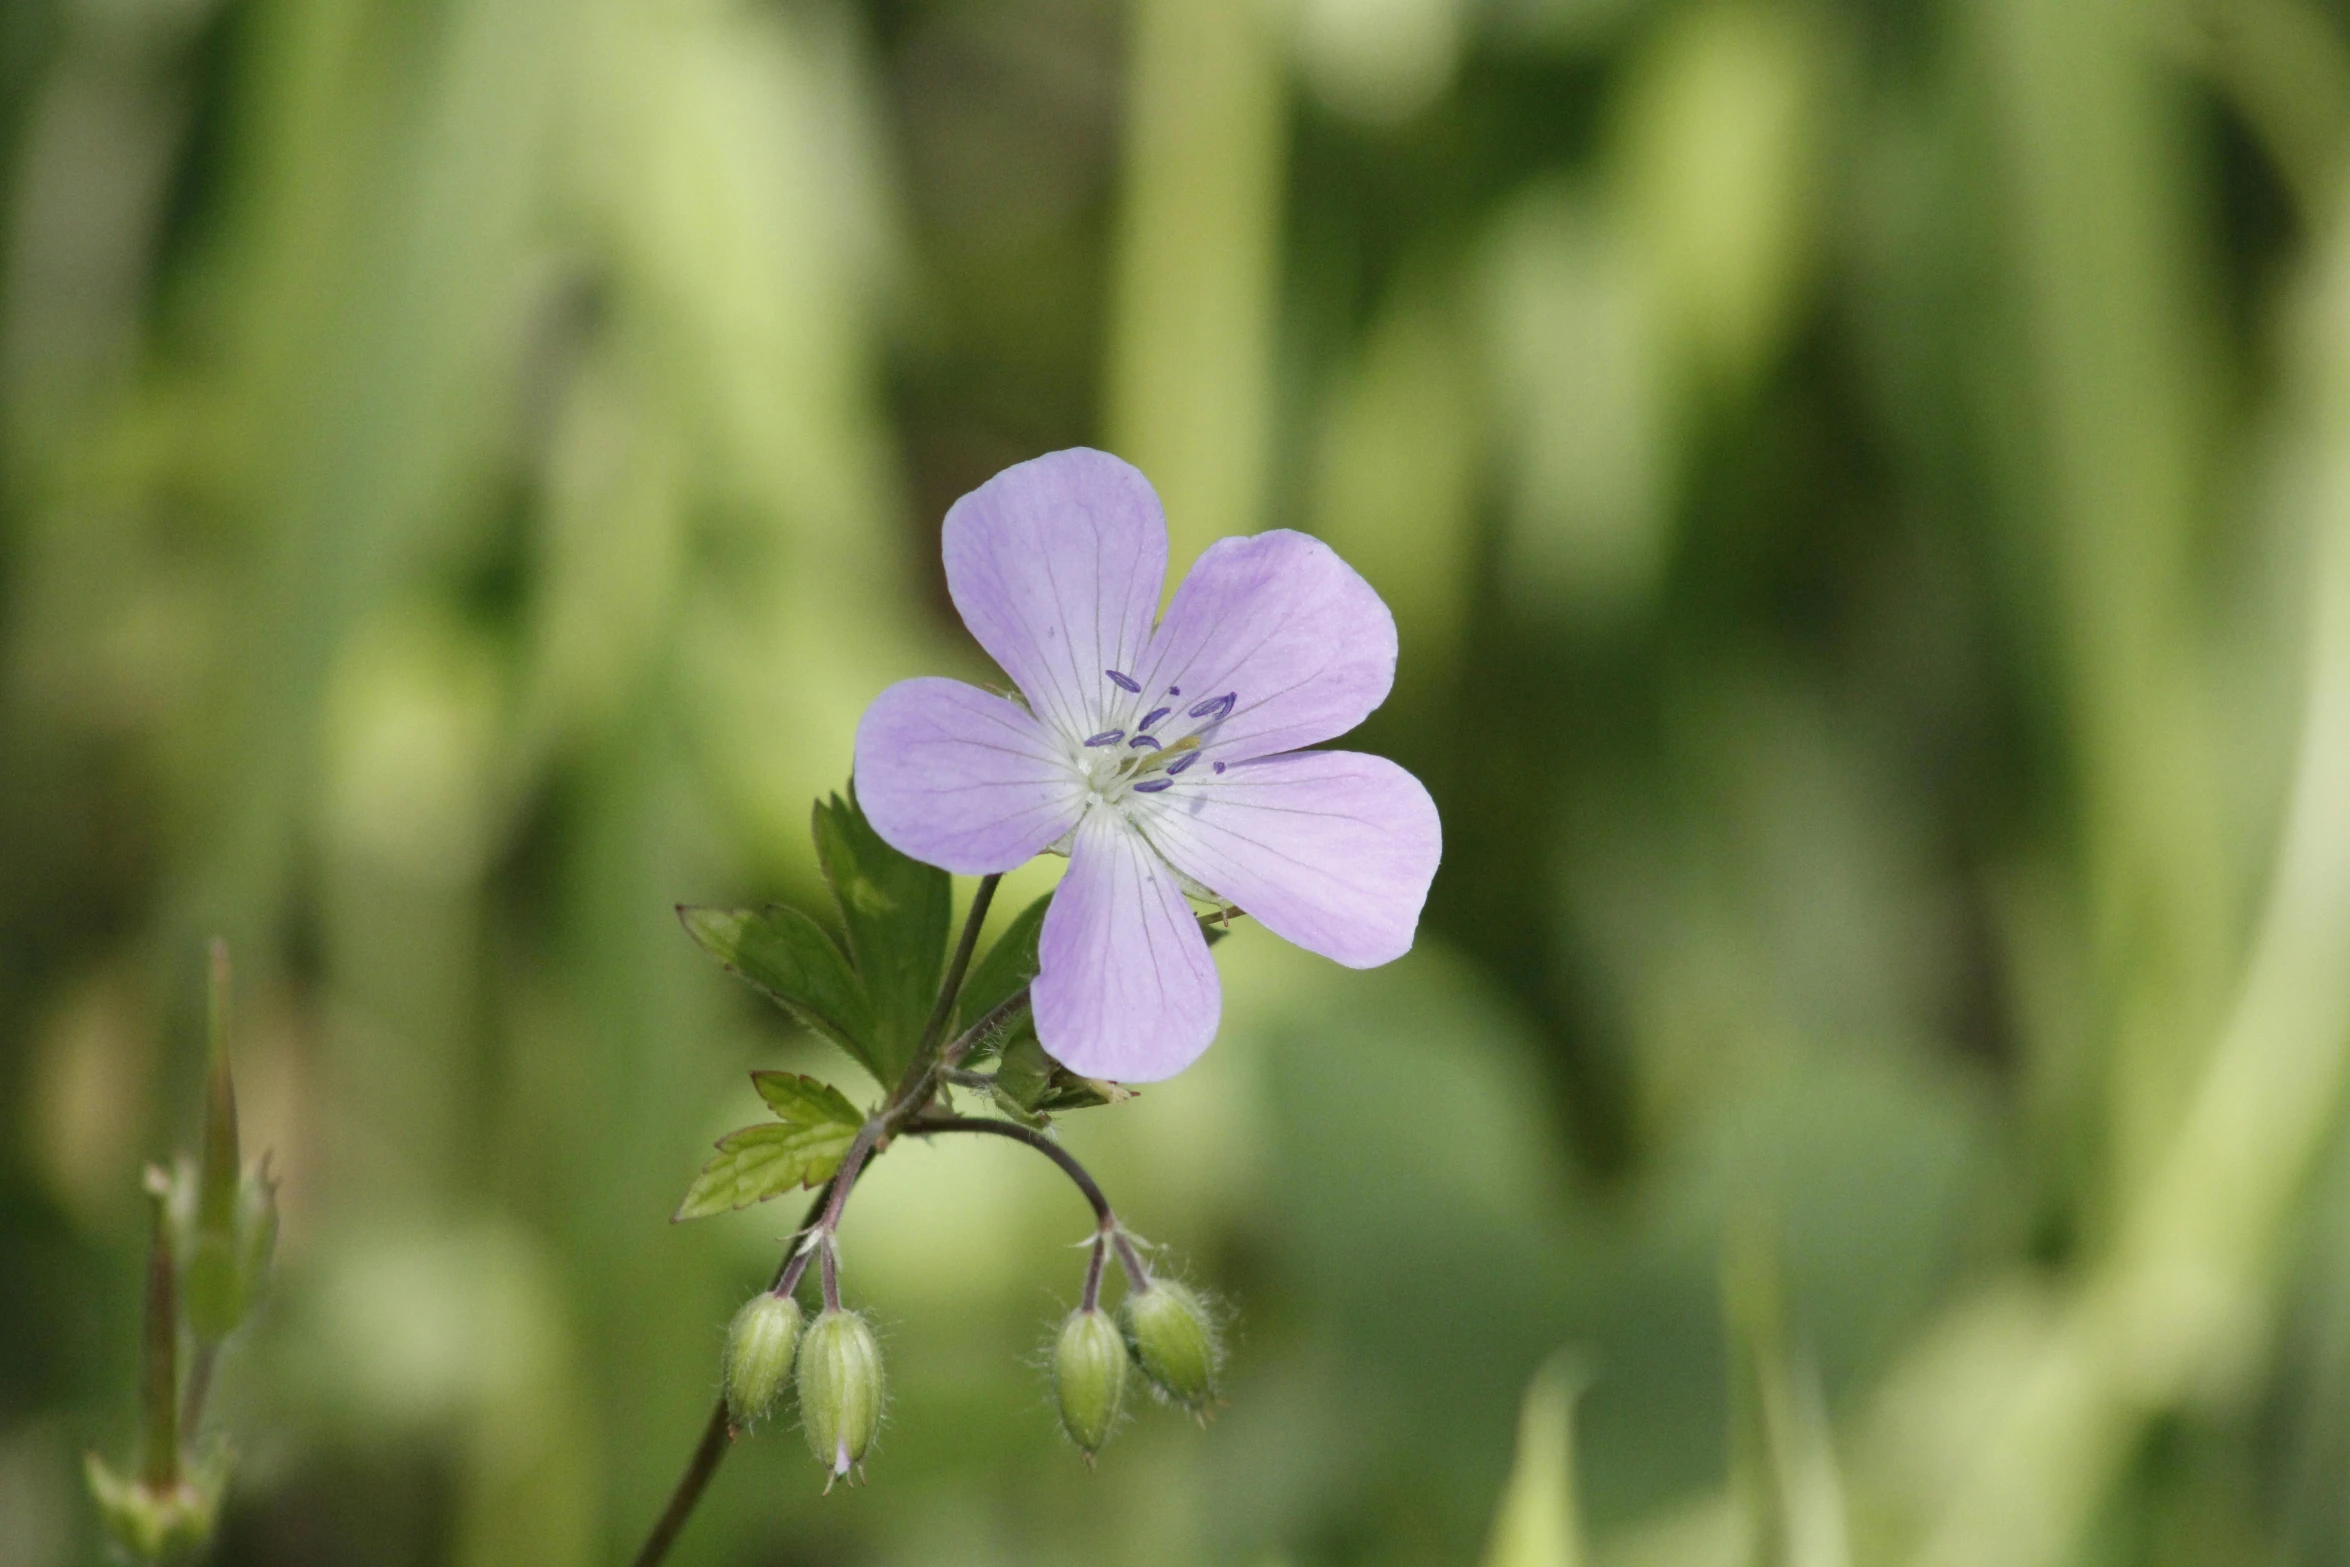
<box><xmin>1083</xmin><ymin>730</ymin><xmax>1124</xmax><ymax>747</ymax></box>
<box><xmin>1127</xmin><ymin>735</ymin><xmax>1162</xmax><ymax>751</ymax></box>
<box><xmin>1165</xmin><ymin>751</ymin><xmax>1199</xmax><ymax>776</ymax></box>
<box><xmin>1105</xmin><ymin>669</ymin><xmax>1141</xmax><ymax>693</ymax></box>
<box><xmin>1132</xmin><ymin>779</ymin><xmax>1173</xmax><ymax>793</ymax></box>
<box><xmin>1167</xmin><ymin>685</ymin><xmax>1182</xmax><ymax>696</ymax></box>
<box><xmin>1187</xmin><ymin>693</ymin><xmax>1236</xmax><ymax>721</ymax></box>
<box><xmin>1138</xmin><ymin>706</ymin><xmax>1172</xmax><ymax>731</ymax></box>
<box><xmin>1213</xmin><ymin>762</ymin><xmax>1226</xmax><ymax>773</ymax></box>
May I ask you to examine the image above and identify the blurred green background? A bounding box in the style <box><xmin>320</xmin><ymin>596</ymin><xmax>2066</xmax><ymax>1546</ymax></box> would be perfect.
<box><xmin>8</xmin><ymin>0</ymin><xmax>2350</xmax><ymax>1562</ymax></box>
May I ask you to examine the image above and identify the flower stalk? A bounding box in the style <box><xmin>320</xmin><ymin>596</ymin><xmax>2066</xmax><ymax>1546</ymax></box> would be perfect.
<box><xmin>632</xmin><ymin>873</ymin><xmax>1006</xmax><ymax>1567</ymax></box>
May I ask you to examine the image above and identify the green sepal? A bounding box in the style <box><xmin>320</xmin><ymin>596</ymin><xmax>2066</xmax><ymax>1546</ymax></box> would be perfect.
<box><xmin>953</xmin><ymin>892</ymin><xmax>1051</xmax><ymax>1049</ymax></box>
<box><xmin>675</xmin><ymin>1118</ymin><xmax>859</xmax><ymax>1221</ymax></box>
<box><xmin>678</xmin><ymin>905</ymin><xmax>877</xmax><ymax>1072</ymax></box>
<box><xmin>987</xmin><ymin>1084</ymin><xmax>1051</xmax><ymax>1130</ymax></box>
<box><xmin>813</xmin><ymin>790</ymin><xmax>949</xmax><ymax>1082</ymax></box>
<box><xmin>993</xmin><ymin>1033</ymin><xmax>1123</xmax><ymax>1116</ymax></box>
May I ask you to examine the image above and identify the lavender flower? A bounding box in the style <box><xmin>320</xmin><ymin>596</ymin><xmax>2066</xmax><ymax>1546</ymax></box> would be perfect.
<box><xmin>853</xmin><ymin>449</ymin><xmax>1441</xmax><ymax>1081</ymax></box>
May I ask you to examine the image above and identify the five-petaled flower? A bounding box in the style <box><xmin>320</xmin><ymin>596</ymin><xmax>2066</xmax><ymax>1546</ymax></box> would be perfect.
<box><xmin>854</xmin><ymin>449</ymin><xmax>1442</xmax><ymax>1081</ymax></box>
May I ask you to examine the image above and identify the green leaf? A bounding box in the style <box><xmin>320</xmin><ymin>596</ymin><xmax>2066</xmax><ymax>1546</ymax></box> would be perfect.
<box><xmin>674</xmin><ymin>1119</ymin><xmax>858</xmax><ymax>1221</ymax></box>
<box><xmin>678</xmin><ymin>905</ymin><xmax>878</xmax><ymax>1073</ymax></box>
<box><xmin>751</xmin><ymin>1071</ymin><xmax>863</xmax><ymax>1128</ymax></box>
<box><xmin>955</xmin><ymin>892</ymin><xmax>1052</xmax><ymax>1042</ymax></box>
<box><xmin>814</xmin><ymin>791</ymin><xmax>950</xmax><ymax>1082</ymax></box>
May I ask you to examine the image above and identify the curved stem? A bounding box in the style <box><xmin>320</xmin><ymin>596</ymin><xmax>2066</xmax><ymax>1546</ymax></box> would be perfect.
<box><xmin>909</xmin><ymin>1113</ymin><xmax>1113</xmax><ymax>1225</ymax></box>
<box><xmin>630</xmin><ymin>875</ymin><xmax>1005</xmax><ymax>1567</ymax></box>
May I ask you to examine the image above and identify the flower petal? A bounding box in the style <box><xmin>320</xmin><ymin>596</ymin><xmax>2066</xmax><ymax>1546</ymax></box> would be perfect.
<box><xmin>1033</xmin><ymin>808</ymin><xmax>1220</xmax><ymax>1082</ymax></box>
<box><xmin>1135</xmin><ymin>750</ymin><xmax>1439</xmax><ymax>968</ymax></box>
<box><xmin>1134</xmin><ymin>530</ymin><xmax>1397</xmax><ymax>763</ymax></box>
<box><xmin>943</xmin><ymin>448</ymin><xmax>1169</xmax><ymax>742</ymax></box>
<box><xmin>854</xmin><ymin>677</ymin><xmax>1086</xmax><ymax>875</ymax></box>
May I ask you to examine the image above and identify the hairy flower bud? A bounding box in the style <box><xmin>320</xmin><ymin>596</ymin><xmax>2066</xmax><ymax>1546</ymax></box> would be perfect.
<box><xmin>796</xmin><ymin>1308</ymin><xmax>883</xmax><ymax>1483</ymax></box>
<box><xmin>1120</xmin><ymin>1280</ymin><xmax>1220</xmax><ymax>1414</ymax></box>
<box><xmin>723</xmin><ymin>1292</ymin><xmax>804</xmax><ymax>1427</ymax></box>
<box><xmin>1052</xmin><ymin>1308</ymin><xmax>1128</xmax><ymax>1458</ymax></box>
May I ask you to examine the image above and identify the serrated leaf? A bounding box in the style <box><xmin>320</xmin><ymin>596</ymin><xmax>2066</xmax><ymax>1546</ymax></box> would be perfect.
<box><xmin>814</xmin><ymin>791</ymin><xmax>951</xmax><ymax>1082</ymax></box>
<box><xmin>751</xmin><ymin>1071</ymin><xmax>864</xmax><ymax>1128</ymax></box>
<box><xmin>679</xmin><ymin>905</ymin><xmax>880</xmax><ymax>1074</ymax></box>
<box><xmin>674</xmin><ymin>1120</ymin><xmax>858</xmax><ymax>1221</ymax></box>
<box><xmin>955</xmin><ymin>892</ymin><xmax>1051</xmax><ymax>1043</ymax></box>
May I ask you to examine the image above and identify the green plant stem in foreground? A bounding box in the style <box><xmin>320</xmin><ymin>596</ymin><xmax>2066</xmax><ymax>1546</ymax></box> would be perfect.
<box><xmin>628</xmin><ymin>885</ymin><xmax>1219</xmax><ymax>1565</ymax></box>
<box><xmin>628</xmin><ymin>873</ymin><xmax>1002</xmax><ymax>1567</ymax></box>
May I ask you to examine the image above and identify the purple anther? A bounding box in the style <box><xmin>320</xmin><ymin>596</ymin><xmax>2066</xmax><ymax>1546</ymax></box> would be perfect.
<box><xmin>1167</xmin><ymin>686</ymin><xmax>1182</xmax><ymax>696</ymax></box>
<box><xmin>1132</xmin><ymin>779</ymin><xmax>1173</xmax><ymax>793</ymax></box>
<box><xmin>1105</xmin><ymin>669</ymin><xmax>1141</xmax><ymax>693</ymax></box>
<box><xmin>1139</xmin><ymin>706</ymin><xmax>1172</xmax><ymax>731</ymax></box>
<box><xmin>1187</xmin><ymin>693</ymin><xmax>1236</xmax><ymax>722</ymax></box>
<box><xmin>1165</xmin><ymin>751</ymin><xmax>1200</xmax><ymax>776</ymax></box>
<box><xmin>1083</xmin><ymin>730</ymin><xmax>1124</xmax><ymax>747</ymax></box>
<box><xmin>1213</xmin><ymin>762</ymin><xmax>1226</xmax><ymax>774</ymax></box>
<box><xmin>1127</xmin><ymin>735</ymin><xmax>1162</xmax><ymax>751</ymax></box>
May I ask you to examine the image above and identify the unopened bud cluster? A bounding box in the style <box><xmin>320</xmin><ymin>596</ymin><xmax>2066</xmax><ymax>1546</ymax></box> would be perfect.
<box><xmin>715</xmin><ymin>1237</ymin><xmax>891</xmax><ymax>1491</ymax></box>
<box><xmin>1046</xmin><ymin>1241</ymin><xmax>1222</xmax><ymax>1459</ymax></box>
<box><xmin>720</xmin><ymin>1228</ymin><xmax>1221</xmax><ymax>1485</ymax></box>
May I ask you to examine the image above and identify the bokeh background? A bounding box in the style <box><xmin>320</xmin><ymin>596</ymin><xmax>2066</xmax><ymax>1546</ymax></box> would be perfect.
<box><xmin>7</xmin><ymin>0</ymin><xmax>2350</xmax><ymax>1562</ymax></box>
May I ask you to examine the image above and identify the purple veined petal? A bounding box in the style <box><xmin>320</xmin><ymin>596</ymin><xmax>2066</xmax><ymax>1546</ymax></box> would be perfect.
<box><xmin>1134</xmin><ymin>749</ymin><xmax>1439</xmax><ymax>969</ymax></box>
<box><xmin>942</xmin><ymin>449</ymin><xmax>1169</xmax><ymax>741</ymax></box>
<box><xmin>1135</xmin><ymin>530</ymin><xmax>1397</xmax><ymax>764</ymax></box>
<box><xmin>1033</xmin><ymin>808</ymin><xmax>1221</xmax><ymax>1082</ymax></box>
<box><xmin>853</xmin><ymin>677</ymin><xmax>1088</xmax><ymax>875</ymax></box>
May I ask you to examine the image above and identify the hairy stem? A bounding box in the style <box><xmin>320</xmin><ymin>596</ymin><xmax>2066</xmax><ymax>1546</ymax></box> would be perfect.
<box><xmin>629</xmin><ymin>874</ymin><xmax>1004</xmax><ymax>1567</ymax></box>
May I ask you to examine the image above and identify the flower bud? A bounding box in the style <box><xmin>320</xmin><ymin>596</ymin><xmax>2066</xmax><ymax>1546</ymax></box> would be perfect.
<box><xmin>723</xmin><ymin>1292</ymin><xmax>804</xmax><ymax>1427</ymax></box>
<box><xmin>796</xmin><ymin>1308</ymin><xmax>883</xmax><ymax>1484</ymax></box>
<box><xmin>1052</xmin><ymin>1308</ymin><xmax>1128</xmax><ymax>1459</ymax></box>
<box><xmin>1120</xmin><ymin>1280</ymin><xmax>1220</xmax><ymax>1414</ymax></box>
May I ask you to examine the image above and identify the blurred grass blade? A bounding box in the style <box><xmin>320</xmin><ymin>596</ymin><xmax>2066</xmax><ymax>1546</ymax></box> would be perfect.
<box><xmin>1481</xmin><ymin>1352</ymin><xmax>1586</xmax><ymax>1567</ymax></box>
<box><xmin>1727</xmin><ymin>1226</ymin><xmax>1850</xmax><ymax>1567</ymax></box>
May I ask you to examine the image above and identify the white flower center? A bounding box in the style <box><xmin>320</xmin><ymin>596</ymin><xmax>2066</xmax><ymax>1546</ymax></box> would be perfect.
<box><xmin>1069</xmin><ymin>668</ymin><xmax>1237</xmax><ymax>806</ymax></box>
